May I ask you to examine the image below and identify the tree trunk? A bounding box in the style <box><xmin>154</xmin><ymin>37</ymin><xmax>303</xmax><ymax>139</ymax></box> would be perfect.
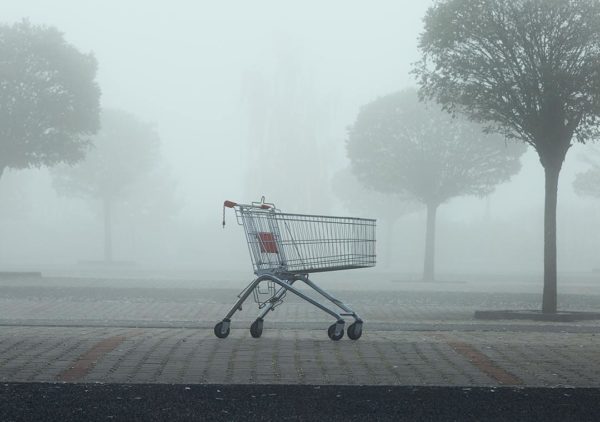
<box><xmin>423</xmin><ymin>202</ymin><xmax>437</xmax><ymax>282</ymax></box>
<box><xmin>103</xmin><ymin>198</ymin><xmax>113</xmax><ymax>263</ymax></box>
<box><xmin>542</xmin><ymin>164</ymin><xmax>560</xmax><ymax>313</ymax></box>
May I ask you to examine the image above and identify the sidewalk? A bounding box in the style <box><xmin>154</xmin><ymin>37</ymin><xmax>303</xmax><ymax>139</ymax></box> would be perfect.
<box><xmin>1</xmin><ymin>278</ymin><xmax>600</xmax><ymax>387</ymax></box>
<box><xmin>1</xmin><ymin>325</ymin><xmax>600</xmax><ymax>387</ymax></box>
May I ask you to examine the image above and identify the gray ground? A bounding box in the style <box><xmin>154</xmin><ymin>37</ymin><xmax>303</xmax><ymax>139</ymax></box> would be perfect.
<box><xmin>1</xmin><ymin>269</ymin><xmax>600</xmax><ymax>420</ymax></box>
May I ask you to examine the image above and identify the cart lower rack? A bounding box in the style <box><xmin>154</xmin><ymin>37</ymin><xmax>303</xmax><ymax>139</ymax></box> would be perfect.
<box><xmin>215</xmin><ymin>197</ymin><xmax>376</xmax><ymax>340</ymax></box>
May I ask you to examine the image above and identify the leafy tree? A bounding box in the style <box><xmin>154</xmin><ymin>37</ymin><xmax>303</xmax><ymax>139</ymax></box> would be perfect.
<box><xmin>0</xmin><ymin>20</ymin><xmax>100</xmax><ymax>177</ymax></box>
<box><xmin>52</xmin><ymin>109</ymin><xmax>173</xmax><ymax>262</ymax></box>
<box><xmin>347</xmin><ymin>89</ymin><xmax>524</xmax><ymax>281</ymax></box>
<box><xmin>574</xmin><ymin>169</ymin><xmax>600</xmax><ymax>198</ymax></box>
<box><xmin>332</xmin><ymin>167</ymin><xmax>422</xmax><ymax>268</ymax></box>
<box><xmin>415</xmin><ymin>0</ymin><xmax>600</xmax><ymax>312</ymax></box>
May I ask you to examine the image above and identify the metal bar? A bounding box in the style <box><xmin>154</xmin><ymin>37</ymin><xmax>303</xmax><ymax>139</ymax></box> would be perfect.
<box><xmin>256</xmin><ymin>280</ymin><xmax>294</xmax><ymax>319</ymax></box>
<box><xmin>259</xmin><ymin>275</ymin><xmax>343</xmax><ymax>321</ymax></box>
<box><xmin>303</xmin><ymin>277</ymin><xmax>362</xmax><ymax>321</ymax></box>
<box><xmin>223</xmin><ymin>277</ymin><xmax>262</xmax><ymax>320</ymax></box>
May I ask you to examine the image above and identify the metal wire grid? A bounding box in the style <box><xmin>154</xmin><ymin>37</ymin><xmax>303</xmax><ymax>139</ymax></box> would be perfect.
<box><xmin>236</xmin><ymin>207</ymin><xmax>376</xmax><ymax>274</ymax></box>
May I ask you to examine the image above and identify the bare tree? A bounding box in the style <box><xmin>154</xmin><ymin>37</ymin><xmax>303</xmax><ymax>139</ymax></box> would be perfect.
<box><xmin>415</xmin><ymin>0</ymin><xmax>600</xmax><ymax>311</ymax></box>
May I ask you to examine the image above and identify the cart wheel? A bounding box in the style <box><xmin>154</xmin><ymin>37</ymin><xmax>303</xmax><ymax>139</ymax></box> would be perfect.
<box><xmin>214</xmin><ymin>321</ymin><xmax>230</xmax><ymax>339</ymax></box>
<box><xmin>250</xmin><ymin>318</ymin><xmax>264</xmax><ymax>338</ymax></box>
<box><xmin>347</xmin><ymin>322</ymin><xmax>363</xmax><ymax>340</ymax></box>
<box><xmin>327</xmin><ymin>323</ymin><xmax>344</xmax><ymax>341</ymax></box>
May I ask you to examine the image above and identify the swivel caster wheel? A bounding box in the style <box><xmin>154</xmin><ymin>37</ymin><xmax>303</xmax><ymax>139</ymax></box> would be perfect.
<box><xmin>250</xmin><ymin>318</ymin><xmax>264</xmax><ymax>338</ymax></box>
<box><xmin>327</xmin><ymin>323</ymin><xmax>344</xmax><ymax>341</ymax></box>
<box><xmin>347</xmin><ymin>322</ymin><xmax>363</xmax><ymax>340</ymax></box>
<box><xmin>214</xmin><ymin>320</ymin><xmax>230</xmax><ymax>338</ymax></box>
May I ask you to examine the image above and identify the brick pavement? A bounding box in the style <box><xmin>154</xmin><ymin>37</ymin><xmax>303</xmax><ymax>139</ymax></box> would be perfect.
<box><xmin>1</xmin><ymin>281</ymin><xmax>600</xmax><ymax>387</ymax></box>
<box><xmin>1</xmin><ymin>326</ymin><xmax>599</xmax><ymax>387</ymax></box>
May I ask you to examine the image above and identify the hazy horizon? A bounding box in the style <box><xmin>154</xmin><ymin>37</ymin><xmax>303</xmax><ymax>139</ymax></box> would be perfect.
<box><xmin>2</xmin><ymin>1</ymin><xmax>600</xmax><ymax>279</ymax></box>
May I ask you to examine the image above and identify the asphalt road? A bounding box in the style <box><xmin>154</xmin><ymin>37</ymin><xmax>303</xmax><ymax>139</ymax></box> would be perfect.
<box><xmin>1</xmin><ymin>383</ymin><xmax>599</xmax><ymax>421</ymax></box>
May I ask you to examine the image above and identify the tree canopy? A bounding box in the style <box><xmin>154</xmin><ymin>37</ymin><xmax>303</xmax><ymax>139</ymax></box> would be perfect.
<box><xmin>52</xmin><ymin>109</ymin><xmax>176</xmax><ymax>262</ymax></box>
<box><xmin>574</xmin><ymin>147</ymin><xmax>600</xmax><ymax>198</ymax></box>
<box><xmin>347</xmin><ymin>89</ymin><xmax>524</xmax><ymax>280</ymax></box>
<box><xmin>53</xmin><ymin>109</ymin><xmax>160</xmax><ymax>202</ymax></box>
<box><xmin>332</xmin><ymin>167</ymin><xmax>422</xmax><ymax>268</ymax></box>
<box><xmin>347</xmin><ymin>89</ymin><xmax>525</xmax><ymax>207</ymax></box>
<box><xmin>331</xmin><ymin>167</ymin><xmax>421</xmax><ymax>219</ymax></box>
<box><xmin>0</xmin><ymin>20</ymin><xmax>100</xmax><ymax>176</ymax></box>
<box><xmin>574</xmin><ymin>169</ymin><xmax>600</xmax><ymax>198</ymax></box>
<box><xmin>415</xmin><ymin>0</ymin><xmax>600</xmax><ymax>166</ymax></box>
<box><xmin>415</xmin><ymin>0</ymin><xmax>600</xmax><ymax>311</ymax></box>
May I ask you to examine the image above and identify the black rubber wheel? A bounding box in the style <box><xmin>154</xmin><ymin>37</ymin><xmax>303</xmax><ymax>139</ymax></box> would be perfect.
<box><xmin>327</xmin><ymin>323</ymin><xmax>344</xmax><ymax>341</ymax></box>
<box><xmin>250</xmin><ymin>318</ymin><xmax>264</xmax><ymax>338</ymax></box>
<box><xmin>214</xmin><ymin>321</ymin><xmax>230</xmax><ymax>339</ymax></box>
<box><xmin>347</xmin><ymin>322</ymin><xmax>363</xmax><ymax>340</ymax></box>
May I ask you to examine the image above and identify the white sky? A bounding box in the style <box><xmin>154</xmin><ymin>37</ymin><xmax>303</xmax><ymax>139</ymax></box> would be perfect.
<box><xmin>3</xmin><ymin>1</ymin><xmax>599</xmax><ymax>272</ymax></box>
<box><xmin>3</xmin><ymin>1</ymin><xmax>434</xmax><ymax>218</ymax></box>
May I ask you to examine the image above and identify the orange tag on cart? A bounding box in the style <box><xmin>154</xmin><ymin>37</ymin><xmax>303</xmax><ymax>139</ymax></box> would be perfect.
<box><xmin>257</xmin><ymin>232</ymin><xmax>278</xmax><ymax>253</ymax></box>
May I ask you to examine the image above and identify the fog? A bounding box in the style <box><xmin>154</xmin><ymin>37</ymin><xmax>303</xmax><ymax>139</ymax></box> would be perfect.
<box><xmin>2</xmin><ymin>0</ymin><xmax>600</xmax><ymax>286</ymax></box>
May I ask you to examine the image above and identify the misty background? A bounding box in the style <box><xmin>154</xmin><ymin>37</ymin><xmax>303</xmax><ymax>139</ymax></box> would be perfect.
<box><xmin>2</xmin><ymin>0</ymin><xmax>599</xmax><ymax>279</ymax></box>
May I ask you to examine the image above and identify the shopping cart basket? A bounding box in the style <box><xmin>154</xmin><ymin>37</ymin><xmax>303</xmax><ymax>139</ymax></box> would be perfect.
<box><xmin>214</xmin><ymin>197</ymin><xmax>376</xmax><ymax>341</ymax></box>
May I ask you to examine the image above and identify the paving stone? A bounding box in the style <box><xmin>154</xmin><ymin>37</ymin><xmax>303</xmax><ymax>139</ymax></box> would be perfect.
<box><xmin>1</xmin><ymin>283</ymin><xmax>600</xmax><ymax>386</ymax></box>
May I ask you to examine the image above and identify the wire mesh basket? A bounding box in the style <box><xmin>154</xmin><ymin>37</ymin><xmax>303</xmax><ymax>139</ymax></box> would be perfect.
<box><xmin>234</xmin><ymin>206</ymin><xmax>376</xmax><ymax>275</ymax></box>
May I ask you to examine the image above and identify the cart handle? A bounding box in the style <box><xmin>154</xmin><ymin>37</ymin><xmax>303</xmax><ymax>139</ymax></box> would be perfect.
<box><xmin>222</xmin><ymin>198</ymin><xmax>274</xmax><ymax>228</ymax></box>
<box><xmin>252</xmin><ymin>196</ymin><xmax>274</xmax><ymax>209</ymax></box>
<box><xmin>224</xmin><ymin>199</ymin><xmax>272</xmax><ymax>210</ymax></box>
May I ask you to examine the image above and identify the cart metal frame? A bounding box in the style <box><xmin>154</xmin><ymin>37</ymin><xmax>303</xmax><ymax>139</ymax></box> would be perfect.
<box><xmin>215</xmin><ymin>197</ymin><xmax>376</xmax><ymax>340</ymax></box>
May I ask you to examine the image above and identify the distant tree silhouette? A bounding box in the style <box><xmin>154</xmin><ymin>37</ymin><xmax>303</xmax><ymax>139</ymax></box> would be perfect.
<box><xmin>574</xmin><ymin>170</ymin><xmax>600</xmax><ymax>198</ymax></box>
<box><xmin>347</xmin><ymin>89</ymin><xmax>525</xmax><ymax>281</ymax></box>
<box><xmin>0</xmin><ymin>20</ymin><xmax>100</xmax><ymax>178</ymax></box>
<box><xmin>52</xmin><ymin>109</ymin><xmax>176</xmax><ymax>262</ymax></box>
<box><xmin>574</xmin><ymin>147</ymin><xmax>600</xmax><ymax>199</ymax></box>
<box><xmin>332</xmin><ymin>167</ymin><xmax>421</xmax><ymax>269</ymax></box>
<box><xmin>241</xmin><ymin>46</ymin><xmax>338</xmax><ymax>213</ymax></box>
<box><xmin>415</xmin><ymin>0</ymin><xmax>600</xmax><ymax>312</ymax></box>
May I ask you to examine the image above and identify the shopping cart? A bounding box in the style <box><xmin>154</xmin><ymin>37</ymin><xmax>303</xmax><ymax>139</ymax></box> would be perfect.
<box><xmin>214</xmin><ymin>197</ymin><xmax>376</xmax><ymax>341</ymax></box>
